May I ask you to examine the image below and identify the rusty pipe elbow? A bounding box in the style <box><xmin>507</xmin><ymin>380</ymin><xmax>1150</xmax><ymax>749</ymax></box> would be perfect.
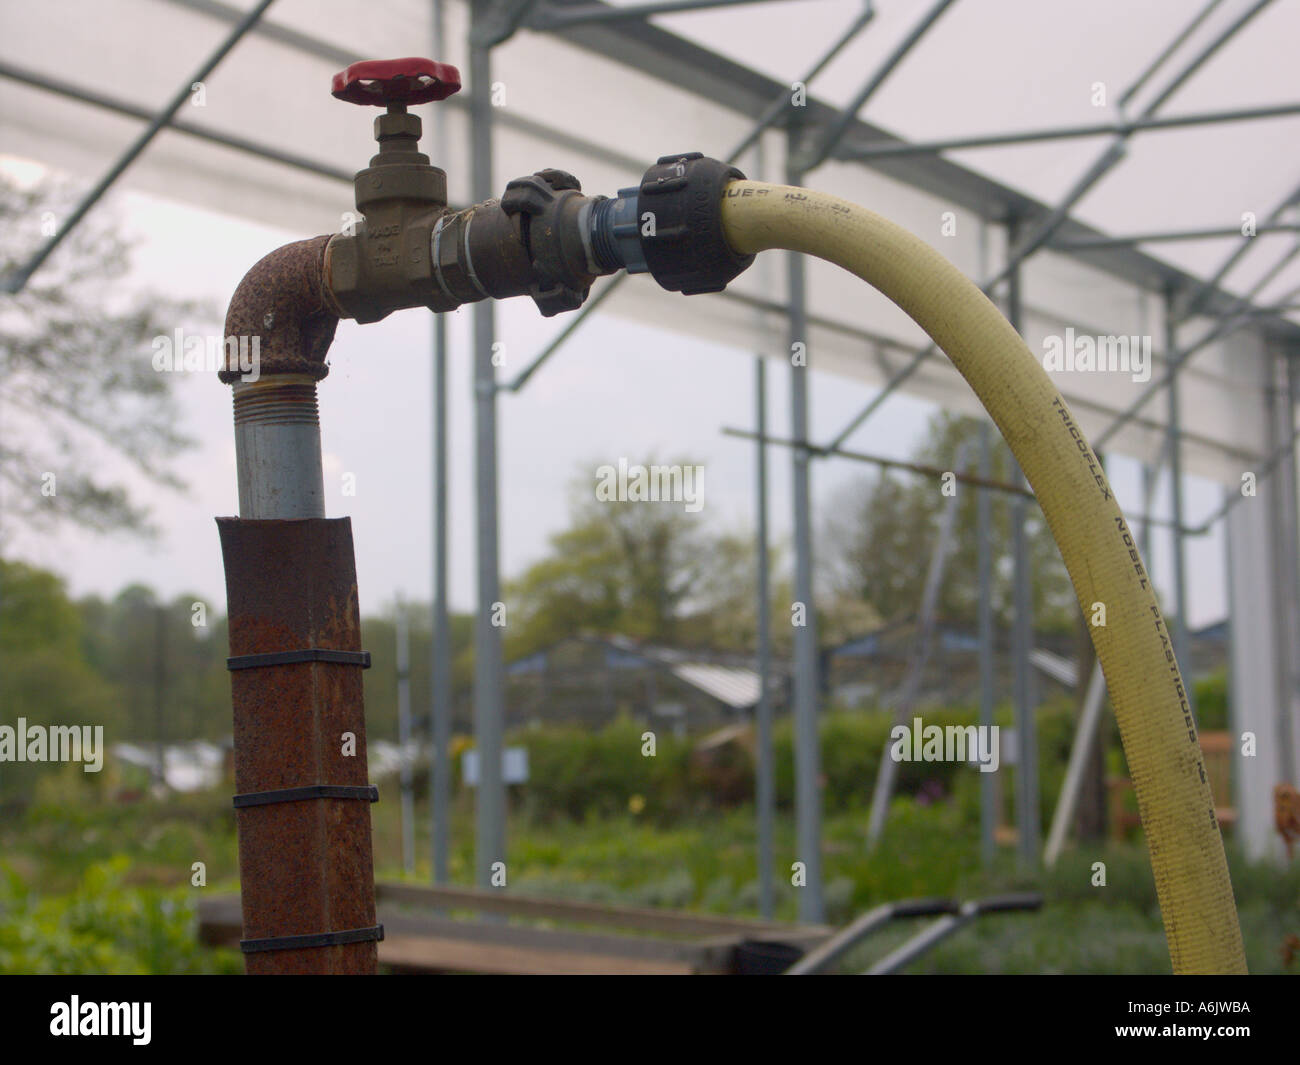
<box><xmin>219</xmin><ymin>235</ymin><xmax>342</xmax><ymax>384</ymax></box>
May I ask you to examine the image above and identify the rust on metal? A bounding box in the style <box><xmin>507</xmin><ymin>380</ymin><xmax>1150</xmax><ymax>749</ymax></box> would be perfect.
<box><xmin>217</xmin><ymin>516</ymin><xmax>378</xmax><ymax>974</ymax></box>
<box><xmin>219</xmin><ymin>235</ymin><xmax>340</xmax><ymax>383</ymax></box>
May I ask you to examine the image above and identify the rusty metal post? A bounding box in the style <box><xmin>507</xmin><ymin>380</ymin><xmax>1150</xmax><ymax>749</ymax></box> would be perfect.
<box><xmin>219</xmin><ymin>518</ymin><xmax>380</xmax><ymax>974</ymax></box>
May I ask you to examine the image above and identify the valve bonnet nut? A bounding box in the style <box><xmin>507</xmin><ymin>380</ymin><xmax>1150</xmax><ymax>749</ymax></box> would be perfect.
<box><xmin>637</xmin><ymin>153</ymin><xmax>754</xmax><ymax>295</ymax></box>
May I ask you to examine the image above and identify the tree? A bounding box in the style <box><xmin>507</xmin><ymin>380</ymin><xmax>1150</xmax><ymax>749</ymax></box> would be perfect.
<box><xmin>0</xmin><ymin>560</ymin><xmax>118</xmax><ymax>799</ymax></box>
<box><xmin>0</xmin><ymin>174</ymin><xmax>213</xmax><ymax>538</ymax></box>
<box><xmin>823</xmin><ymin>410</ymin><xmax>1077</xmax><ymax>635</ymax></box>
<box><xmin>506</xmin><ymin>457</ymin><xmax>716</xmax><ymax>657</ymax></box>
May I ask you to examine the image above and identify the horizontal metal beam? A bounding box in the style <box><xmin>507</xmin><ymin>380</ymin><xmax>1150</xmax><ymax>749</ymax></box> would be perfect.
<box><xmin>1178</xmin><ymin>175</ymin><xmax>1300</xmax><ymax>321</ymax></box>
<box><xmin>0</xmin><ymin>60</ymin><xmax>354</xmax><ymax>185</ymax></box>
<box><xmin>161</xmin><ymin>0</ymin><xmax>648</xmax><ymax>177</ymax></box>
<box><xmin>798</xmin><ymin>0</ymin><xmax>956</xmax><ymax>173</ymax></box>
<box><xmin>1187</xmin><ymin>417</ymin><xmax>1300</xmax><ymax>535</ymax></box>
<box><xmin>726</xmin><ymin>0</ymin><xmax>875</xmax><ymax>164</ymax></box>
<box><xmin>1096</xmin><ymin>237</ymin><xmax>1300</xmax><ymax>451</ymax></box>
<box><xmin>722</xmin><ymin>427</ymin><xmax>1205</xmax><ymax>534</ymax></box>
<box><xmin>842</xmin><ymin>100</ymin><xmax>1300</xmax><ymax>161</ymax></box>
<box><xmin>167</xmin><ymin>0</ymin><xmax>1300</xmax><ymax>349</ymax></box>
<box><xmin>1119</xmin><ymin>0</ymin><xmax>1226</xmax><ymax>110</ymax></box>
<box><xmin>3</xmin><ymin>0</ymin><xmax>276</xmax><ymax>293</ymax></box>
<box><xmin>528</xmin><ymin>0</ymin><xmax>786</xmax><ymax>31</ymax></box>
<box><xmin>1054</xmin><ymin>222</ymin><xmax>1300</xmax><ymax>252</ymax></box>
<box><xmin>723</xmin><ymin>426</ymin><xmax>1035</xmax><ymax>497</ymax></box>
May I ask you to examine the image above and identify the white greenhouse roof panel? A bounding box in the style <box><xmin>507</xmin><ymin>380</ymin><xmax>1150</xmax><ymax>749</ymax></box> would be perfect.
<box><xmin>1</xmin><ymin>0</ymin><xmax>1294</xmax><ymax>489</ymax></box>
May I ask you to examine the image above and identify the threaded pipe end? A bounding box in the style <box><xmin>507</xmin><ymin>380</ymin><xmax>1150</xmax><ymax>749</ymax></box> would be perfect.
<box><xmin>233</xmin><ymin>376</ymin><xmax>320</xmax><ymax>428</ymax></box>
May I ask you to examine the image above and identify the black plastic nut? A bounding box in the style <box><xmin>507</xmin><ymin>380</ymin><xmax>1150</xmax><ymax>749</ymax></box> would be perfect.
<box><xmin>502</xmin><ymin>171</ymin><xmax>589</xmax><ymax>317</ymax></box>
<box><xmin>638</xmin><ymin>152</ymin><xmax>755</xmax><ymax>295</ymax></box>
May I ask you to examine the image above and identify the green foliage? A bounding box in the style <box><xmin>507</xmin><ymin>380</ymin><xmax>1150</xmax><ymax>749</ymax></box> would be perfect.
<box><xmin>0</xmin><ymin>560</ymin><xmax>121</xmax><ymax>798</ymax></box>
<box><xmin>515</xmin><ymin>716</ymin><xmax>694</xmax><ymax>822</ymax></box>
<box><xmin>505</xmin><ymin>456</ymin><xmax>746</xmax><ymax>658</ymax></box>
<box><xmin>1194</xmin><ymin>667</ymin><xmax>1229</xmax><ymax>731</ymax></box>
<box><xmin>823</xmin><ymin>411</ymin><xmax>1077</xmax><ymax>634</ymax></box>
<box><xmin>0</xmin><ymin>857</ymin><xmax>240</xmax><ymax>975</ymax></box>
<box><xmin>361</xmin><ymin>606</ymin><xmax>475</xmax><ymax>742</ymax></box>
<box><xmin>508</xmin><ymin>705</ymin><xmax>1084</xmax><ymax>826</ymax></box>
<box><xmin>3</xmin><ymin>721</ymin><xmax>1295</xmax><ymax>975</ymax></box>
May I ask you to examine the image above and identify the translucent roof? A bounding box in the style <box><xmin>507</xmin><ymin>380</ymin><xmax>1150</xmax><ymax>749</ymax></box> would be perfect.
<box><xmin>655</xmin><ymin>0</ymin><xmax>1300</xmax><ymax>304</ymax></box>
<box><xmin>3</xmin><ymin>0</ymin><xmax>1296</xmax><ymax>488</ymax></box>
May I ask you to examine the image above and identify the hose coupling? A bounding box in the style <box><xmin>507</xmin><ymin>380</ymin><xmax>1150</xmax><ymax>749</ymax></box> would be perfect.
<box><xmin>588</xmin><ymin>152</ymin><xmax>755</xmax><ymax>295</ymax></box>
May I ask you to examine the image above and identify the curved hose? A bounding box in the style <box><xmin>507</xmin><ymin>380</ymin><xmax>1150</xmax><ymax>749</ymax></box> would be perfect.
<box><xmin>720</xmin><ymin>181</ymin><xmax>1246</xmax><ymax>975</ymax></box>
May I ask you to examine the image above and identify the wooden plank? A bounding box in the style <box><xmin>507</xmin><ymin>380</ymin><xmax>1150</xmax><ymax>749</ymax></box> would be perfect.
<box><xmin>197</xmin><ymin>893</ymin><xmax>820</xmax><ymax>975</ymax></box>
<box><xmin>198</xmin><ymin>896</ymin><xmax>737</xmax><ymax>972</ymax></box>
<box><xmin>378</xmin><ymin>936</ymin><xmax>698</xmax><ymax>976</ymax></box>
<box><xmin>376</xmin><ymin>881</ymin><xmax>830</xmax><ymax>938</ymax></box>
<box><xmin>378</xmin><ymin>911</ymin><xmax>729</xmax><ymax>967</ymax></box>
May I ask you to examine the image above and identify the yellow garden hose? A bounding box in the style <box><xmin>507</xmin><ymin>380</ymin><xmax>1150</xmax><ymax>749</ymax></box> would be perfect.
<box><xmin>720</xmin><ymin>181</ymin><xmax>1246</xmax><ymax>975</ymax></box>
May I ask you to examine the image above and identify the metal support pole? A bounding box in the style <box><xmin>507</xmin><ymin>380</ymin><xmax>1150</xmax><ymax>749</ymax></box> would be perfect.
<box><xmin>976</xmin><ymin>421</ymin><xmax>995</xmax><ymax>867</ymax></box>
<box><xmin>397</xmin><ymin>596</ymin><xmax>415</xmax><ymax>875</ymax></box>
<box><xmin>867</xmin><ymin>443</ymin><xmax>971</xmax><ymax>848</ymax></box>
<box><xmin>430</xmin><ymin>309</ymin><xmax>453</xmax><ymax>887</ymax></box>
<box><xmin>469</xmin><ymin>9</ymin><xmax>506</xmax><ymax>890</ymax></box>
<box><xmin>1164</xmin><ymin>291</ymin><xmax>1194</xmax><ymax>713</ymax></box>
<box><xmin>1139</xmin><ymin>463</ymin><xmax>1155</xmax><ymax>563</ymax></box>
<box><xmin>153</xmin><ymin>604</ymin><xmax>166</xmax><ymax>788</ymax></box>
<box><xmin>1271</xmin><ymin>350</ymin><xmax>1300</xmax><ymax>784</ymax></box>
<box><xmin>1005</xmin><ymin>225</ymin><xmax>1039</xmax><ymax>865</ymax></box>
<box><xmin>754</xmin><ymin>356</ymin><xmax>775</xmax><ymax>919</ymax></box>
<box><xmin>1284</xmin><ymin>352</ymin><xmax>1300</xmax><ymax>782</ymax></box>
<box><xmin>976</xmin><ymin>218</ymin><xmax>996</xmax><ymax>867</ymax></box>
<box><xmin>1010</xmin><ymin>436</ymin><xmax>1039</xmax><ymax>866</ymax></box>
<box><xmin>2</xmin><ymin>0</ymin><xmax>277</xmax><ymax>293</ymax></box>
<box><xmin>1044</xmin><ymin>661</ymin><xmax>1106</xmax><ymax>866</ymax></box>
<box><xmin>786</xmin><ymin>128</ymin><xmax>823</xmax><ymax>924</ymax></box>
<box><xmin>430</xmin><ymin>0</ymin><xmax>452</xmax><ymax>888</ymax></box>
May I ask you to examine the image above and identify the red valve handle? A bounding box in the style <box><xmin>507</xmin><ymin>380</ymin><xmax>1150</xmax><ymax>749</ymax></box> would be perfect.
<box><xmin>331</xmin><ymin>58</ymin><xmax>461</xmax><ymax>106</ymax></box>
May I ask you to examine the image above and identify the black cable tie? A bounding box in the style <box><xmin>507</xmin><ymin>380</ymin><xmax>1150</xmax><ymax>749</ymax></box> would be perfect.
<box><xmin>240</xmin><ymin>924</ymin><xmax>385</xmax><ymax>954</ymax></box>
<box><xmin>226</xmin><ymin>648</ymin><xmax>371</xmax><ymax>671</ymax></box>
<box><xmin>233</xmin><ymin>784</ymin><xmax>379</xmax><ymax>809</ymax></box>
